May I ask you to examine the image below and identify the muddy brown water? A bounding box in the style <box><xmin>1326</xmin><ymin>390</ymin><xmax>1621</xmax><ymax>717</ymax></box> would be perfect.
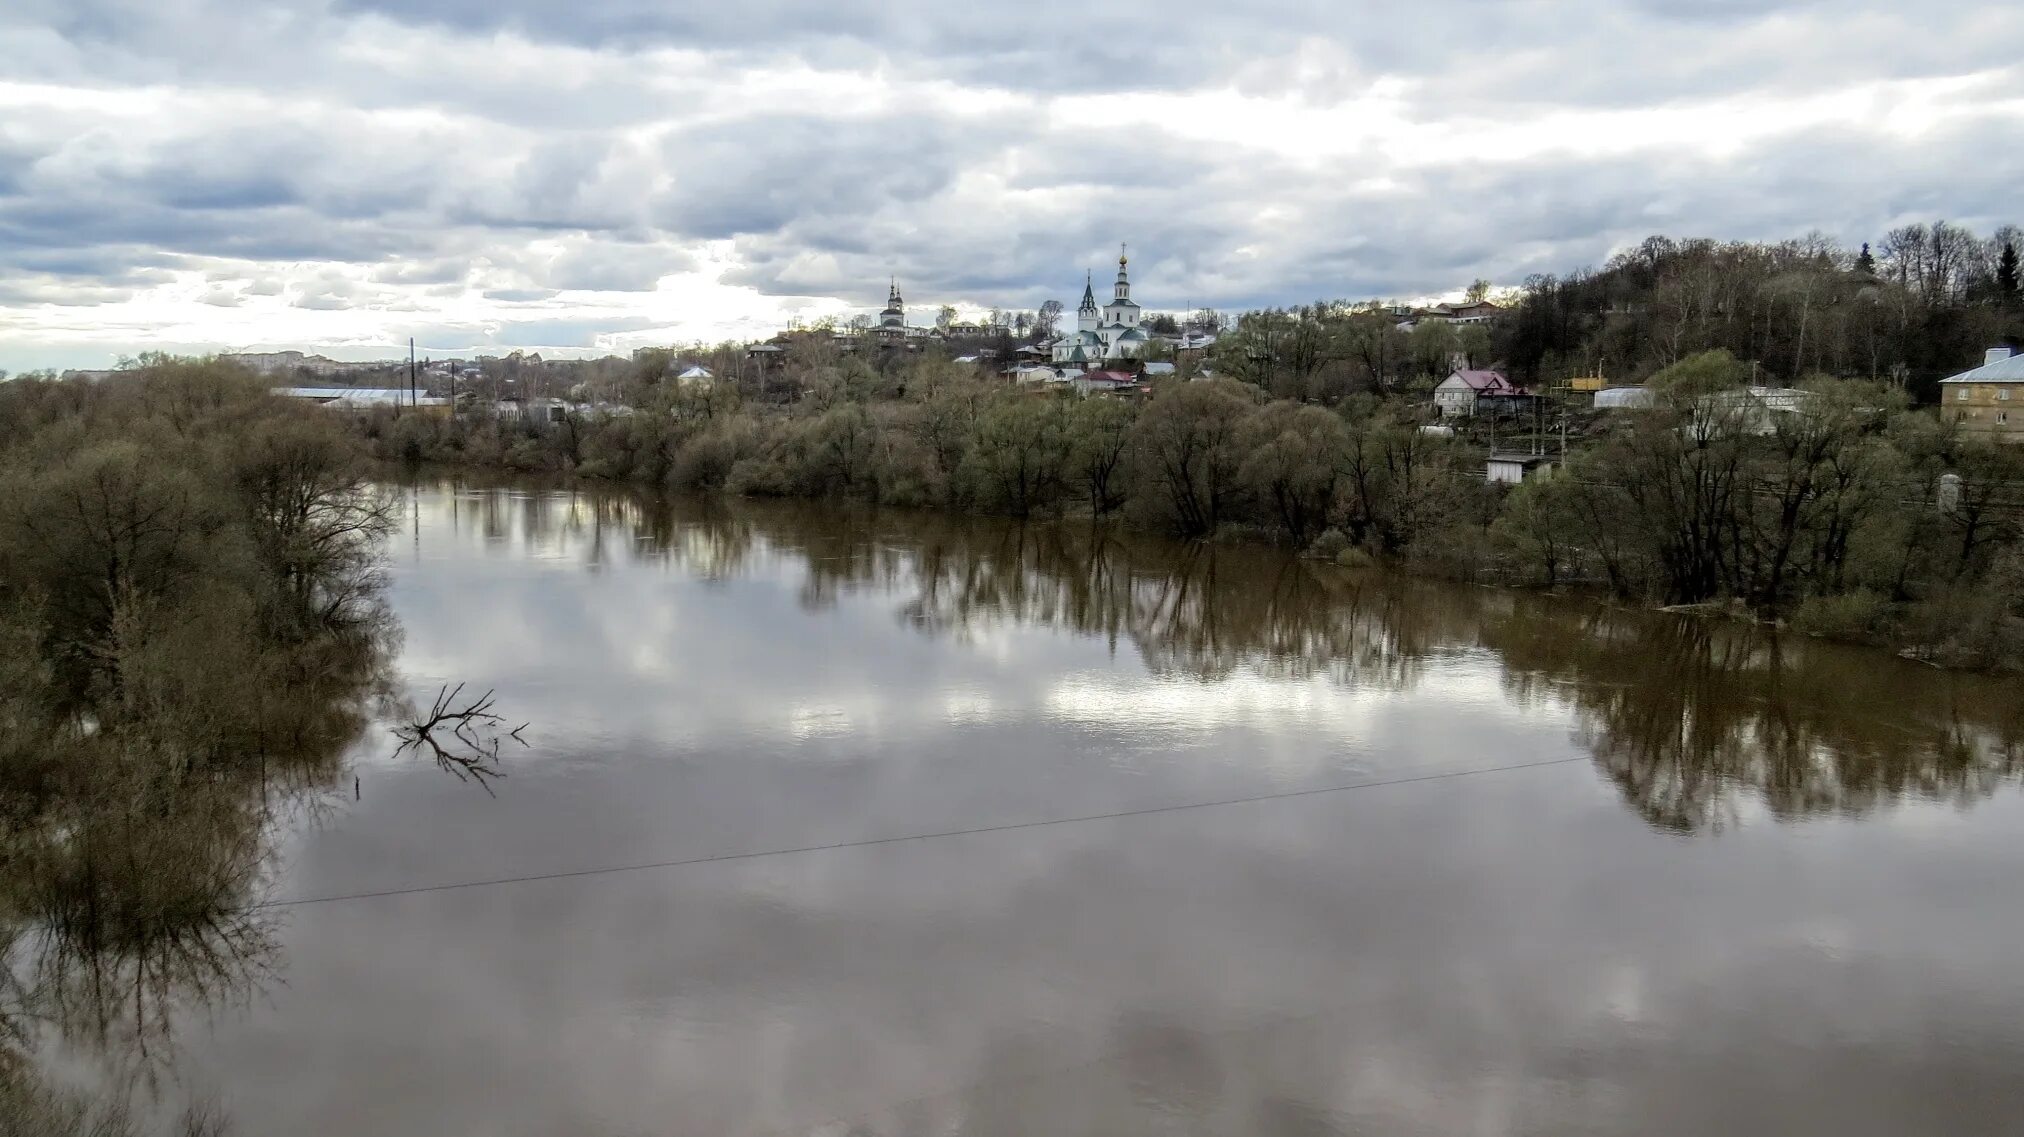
<box><xmin>84</xmin><ymin>481</ymin><xmax>2024</xmax><ymax>1134</ymax></box>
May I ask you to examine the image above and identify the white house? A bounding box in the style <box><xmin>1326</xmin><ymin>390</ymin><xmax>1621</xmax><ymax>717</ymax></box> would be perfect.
<box><xmin>675</xmin><ymin>365</ymin><xmax>713</xmax><ymax>386</ymax></box>
<box><xmin>1433</xmin><ymin>369</ymin><xmax>1521</xmax><ymax>417</ymax></box>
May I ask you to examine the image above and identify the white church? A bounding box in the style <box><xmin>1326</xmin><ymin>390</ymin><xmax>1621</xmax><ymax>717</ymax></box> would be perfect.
<box><xmin>1053</xmin><ymin>248</ymin><xmax>1150</xmax><ymax>366</ymax></box>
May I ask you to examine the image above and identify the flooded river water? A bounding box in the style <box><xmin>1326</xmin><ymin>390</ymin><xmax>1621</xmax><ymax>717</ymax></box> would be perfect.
<box><xmin>83</xmin><ymin>481</ymin><xmax>2024</xmax><ymax>1134</ymax></box>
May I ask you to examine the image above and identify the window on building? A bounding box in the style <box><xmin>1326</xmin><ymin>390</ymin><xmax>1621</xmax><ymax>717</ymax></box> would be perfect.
<box><xmin>2001</xmin><ymin>411</ymin><xmax>2010</xmax><ymax>425</ymax></box>
<box><xmin>1957</xmin><ymin>389</ymin><xmax>1970</xmax><ymax>401</ymax></box>
<box><xmin>2003</xmin><ymin>389</ymin><xmax>2013</xmax><ymax>401</ymax></box>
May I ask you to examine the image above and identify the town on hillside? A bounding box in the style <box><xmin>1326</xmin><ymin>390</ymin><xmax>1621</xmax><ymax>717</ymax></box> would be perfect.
<box><xmin>57</xmin><ymin>225</ymin><xmax>2024</xmax><ymax>467</ymax></box>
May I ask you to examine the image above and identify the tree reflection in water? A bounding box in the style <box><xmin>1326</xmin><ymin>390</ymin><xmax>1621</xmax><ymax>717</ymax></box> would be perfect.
<box><xmin>35</xmin><ymin>476</ymin><xmax>1991</xmax><ymax>1132</ymax></box>
<box><xmin>1487</xmin><ymin>605</ymin><xmax>2024</xmax><ymax>831</ymax></box>
<box><xmin>0</xmin><ymin>581</ymin><xmax>519</xmax><ymax>1131</ymax></box>
<box><xmin>508</xmin><ymin>479</ymin><xmax>2024</xmax><ymax>835</ymax></box>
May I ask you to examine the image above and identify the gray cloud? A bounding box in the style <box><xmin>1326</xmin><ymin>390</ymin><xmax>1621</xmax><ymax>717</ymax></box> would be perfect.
<box><xmin>544</xmin><ymin>241</ymin><xmax>695</xmax><ymax>292</ymax></box>
<box><xmin>2</xmin><ymin>0</ymin><xmax>2022</xmax><ymax>368</ymax></box>
<box><xmin>651</xmin><ymin>113</ymin><xmax>975</xmax><ymax>240</ymax></box>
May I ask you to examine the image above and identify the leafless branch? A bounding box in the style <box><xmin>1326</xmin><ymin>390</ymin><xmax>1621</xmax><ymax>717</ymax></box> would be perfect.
<box><xmin>390</xmin><ymin>683</ymin><xmax>528</xmax><ymax>793</ymax></box>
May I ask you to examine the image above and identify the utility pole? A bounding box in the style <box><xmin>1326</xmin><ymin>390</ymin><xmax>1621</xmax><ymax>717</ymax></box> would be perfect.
<box><xmin>408</xmin><ymin>338</ymin><xmax>417</xmax><ymax>408</ymax></box>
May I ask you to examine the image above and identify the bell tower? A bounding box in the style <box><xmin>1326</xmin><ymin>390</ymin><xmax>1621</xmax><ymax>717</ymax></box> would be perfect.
<box><xmin>879</xmin><ymin>278</ymin><xmax>904</xmax><ymax>329</ymax></box>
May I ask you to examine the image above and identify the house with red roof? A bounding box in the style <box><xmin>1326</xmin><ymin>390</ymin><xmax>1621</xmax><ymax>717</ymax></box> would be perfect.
<box><xmin>1433</xmin><ymin>368</ymin><xmax>1523</xmax><ymax>418</ymax></box>
<box><xmin>1071</xmin><ymin>369</ymin><xmax>1142</xmax><ymax>396</ymax></box>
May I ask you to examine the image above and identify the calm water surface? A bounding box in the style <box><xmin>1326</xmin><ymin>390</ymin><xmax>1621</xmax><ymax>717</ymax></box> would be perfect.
<box><xmin>131</xmin><ymin>482</ymin><xmax>2024</xmax><ymax>1133</ymax></box>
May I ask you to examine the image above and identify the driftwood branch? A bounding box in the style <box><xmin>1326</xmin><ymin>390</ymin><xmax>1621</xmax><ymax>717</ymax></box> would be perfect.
<box><xmin>390</xmin><ymin>683</ymin><xmax>527</xmax><ymax>793</ymax></box>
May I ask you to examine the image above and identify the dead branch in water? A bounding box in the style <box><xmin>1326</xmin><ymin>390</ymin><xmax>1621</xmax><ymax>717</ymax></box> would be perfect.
<box><xmin>391</xmin><ymin>682</ymin><xmax>527</xmax><ymax>793</ymax></box>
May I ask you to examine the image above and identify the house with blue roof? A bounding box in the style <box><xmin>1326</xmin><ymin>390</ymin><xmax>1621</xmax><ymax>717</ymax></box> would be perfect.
<box><xmin>1941</xmin><ymin>347</ymin><xmax>2024</xmax><ymax>442</ymax></box>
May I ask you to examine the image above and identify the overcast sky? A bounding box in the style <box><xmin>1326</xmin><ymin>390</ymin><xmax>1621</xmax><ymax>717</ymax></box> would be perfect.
<box><xmin>3</xmin><ymin>0</ymin><xmax>2022</xmax><ymax>369</ymax></box>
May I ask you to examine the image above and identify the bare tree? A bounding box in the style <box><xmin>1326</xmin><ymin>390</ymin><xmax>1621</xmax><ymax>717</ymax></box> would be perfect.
<box><xmin>1033</xmin><ymin>300</ymin><xmax>1065</xmax><ymax>339</ymax></box>
<box><xmin>391</xmin><ymin>683</ymin><xmax>526</xmax><ymax>792</ymax></box>
<box><xmin>1880</xmin><ymin>220</ymin><xmax>1977</xmax><ymax>307</ymax></box>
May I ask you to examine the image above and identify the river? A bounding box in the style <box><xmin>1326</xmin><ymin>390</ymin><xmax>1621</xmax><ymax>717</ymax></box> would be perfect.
<box><xmin>82</xmin><ymin>480</ymin><xmax>2024</xmax><ymax>1134</ymax></box>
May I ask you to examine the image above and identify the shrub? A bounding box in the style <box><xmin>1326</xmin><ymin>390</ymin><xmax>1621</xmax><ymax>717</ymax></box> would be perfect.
<box><xmin>1791</xmin><ymin>589</ymin><xmax>1892</xmax><ymax>644</ymax></box>
<box><xmin>1306</xmin><ymin>528</ymin><xmax>1351</xmax><ymax>560</ymax></box>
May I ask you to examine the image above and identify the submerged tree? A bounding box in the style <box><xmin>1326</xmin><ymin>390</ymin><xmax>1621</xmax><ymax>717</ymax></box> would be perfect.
<box><xmin>0</xmin><ymin>362</ymin><xmax>522</xmax><ymax>1132</ymax></box>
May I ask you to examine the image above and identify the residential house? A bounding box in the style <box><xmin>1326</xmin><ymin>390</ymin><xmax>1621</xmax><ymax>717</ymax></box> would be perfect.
<box><xmin>1940</xmin><ymin>347</ymin><xmax>2024</xmax><ymax>442</ymax></box>
<box><xmin>231</xmin><ymin>351</ymin><xmax>393</xmax><ymax>376</ymax></box>
<box><xmin>1433</xmin><ymin>369</ymin><xmax>1523</xmax><ymax>417</ymax></box>
<box><xmin>937</xmin><ymin>321</ymin><xmax>1010</xmax><ymax>339</ymax></box>
<box><xmin>1071</xmin><ymin>369</ymin><xmax>1139</xmax><ymax>396</ymax></box>
<box><xmin>1426</xmin><ymin>300</ymin><xmax>1505</xmax><ymax>326</ymax></box>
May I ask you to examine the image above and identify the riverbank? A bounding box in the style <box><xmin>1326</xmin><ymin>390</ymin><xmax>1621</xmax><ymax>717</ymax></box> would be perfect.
<box><xmin>22</xmin><ymin>354</ymin><xmax>1981</xmax><ymax>665</ymax></box>
<box><xmin>372</xmin><ymin>383</ymin><xmax>2024</xmax><ymax>670</ymax></box>
<box><xmin>381</xmin><ymin>459</ymin><xmax>2021</xmax><ymax>682</ymax></box>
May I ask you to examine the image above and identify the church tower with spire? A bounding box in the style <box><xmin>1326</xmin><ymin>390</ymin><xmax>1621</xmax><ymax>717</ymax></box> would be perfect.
<box><xmin>1098</xmin><ymin>245</ymin><xmax>1146</xmax><ymax>360</ymax></box>
<box><xmin>879</xmin><ymin>278</ymin><xmax>905</xmax><ymax>330</ymax></box>
<box><xmin>1102</xmin><ymin>246</ymin><xmax>1140</xmax><ymax>330</ymax></box>
<box><xmin>1051</xmin><ymin>243</ymin><xmax>1150</xmax><ymax>367</ymax></box>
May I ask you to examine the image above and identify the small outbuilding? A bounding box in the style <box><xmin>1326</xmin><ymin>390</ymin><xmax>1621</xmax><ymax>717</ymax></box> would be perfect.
<box><xmin>1593</xmin><ymin>386</ymin><xmax>1656</xmax><ymax>410</ymax></box>
<box><xmin>1486</xmin><ymin>453</ymin><xmax>1557</xmax><ymax>485</ymax></box>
